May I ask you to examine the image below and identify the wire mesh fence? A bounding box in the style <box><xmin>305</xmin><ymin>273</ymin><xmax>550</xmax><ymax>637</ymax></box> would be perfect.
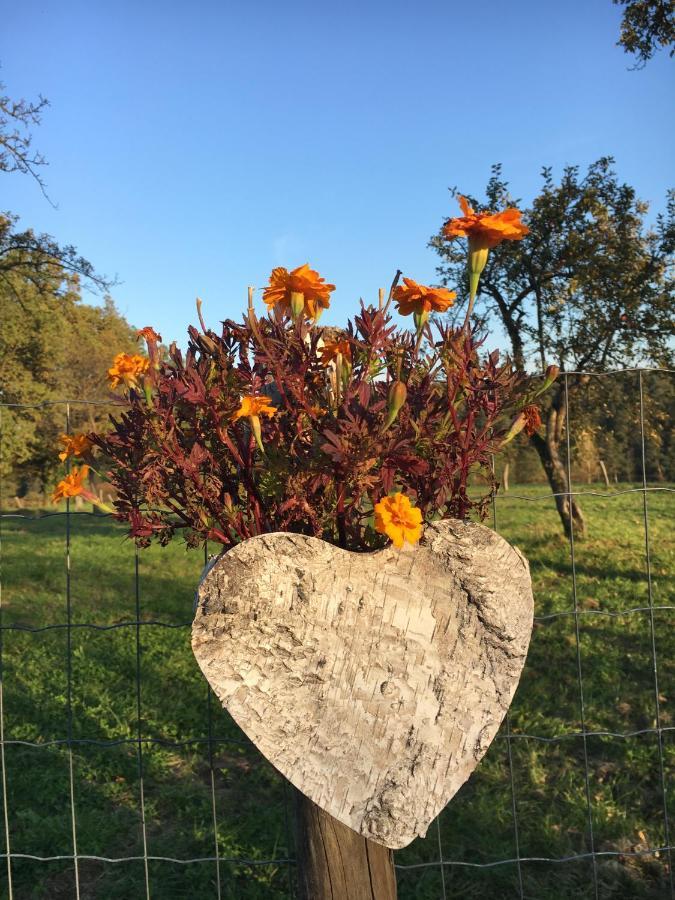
<box><xmin>0</xmin><ymin>368</ymin><xmax>673</xmax><ymax>899</ymax></box>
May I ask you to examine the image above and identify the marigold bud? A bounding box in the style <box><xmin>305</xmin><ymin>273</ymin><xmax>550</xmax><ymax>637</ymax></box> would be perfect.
<box><xmin>413</xmin><ymin>309</ymin><xmax>429</xmax><ymax>333</ymax></box>
<box><xmin>383</xmin><ymin>380</ymin><xmax>407</xmax><ymax>430</ymax></box>
<box><xmin>543</xmin><ymin>364</ymin><xmax>560</xmax><ymax>390</ymax></box>
<box><xmin>533</xmin><ymin>364</ymin><xmax>560</xmax><ymax>398</ymax></box>
<box><xmin>468</xmin><ymin>241</ymin><xmax>489</xmax><ymax>303</ymax></box>
<box><xmin>501</xmin><ymin>412</ymin><xmax>526</xmax><ymax>446</ymax></box>
<box><xmin>290</xmin><ymin>291</ymin><xmax>305</xmax><ymax>320</ymax></box>
<box><xmin>200</xmin><ymin>333</ymin><xmax>217</xmax><ymax>354</ymax></box>
<box><xmin>250</xmin><ymin>414</ymin><xmax>265</xmax><ymax>453</ymax></box>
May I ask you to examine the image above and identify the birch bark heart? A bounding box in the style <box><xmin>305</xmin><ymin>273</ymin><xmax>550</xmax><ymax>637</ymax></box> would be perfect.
<box><xmin>192</xmin><ymin>519</ymin><xmax>533</xmax><ymax>849</ymax></box>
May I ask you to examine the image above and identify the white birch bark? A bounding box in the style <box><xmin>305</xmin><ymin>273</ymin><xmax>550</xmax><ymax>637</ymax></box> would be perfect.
<box><xmin>192</xmin><ymin>519</ymin><xmax>533</xmax><ymax>849</ymax></box>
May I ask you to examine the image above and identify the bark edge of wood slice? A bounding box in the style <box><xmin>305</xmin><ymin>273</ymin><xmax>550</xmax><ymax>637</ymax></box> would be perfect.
<box><xmin>192</xmin><ymin>519</ymin><xmax>534</xmax><ymax>850</ymax></box>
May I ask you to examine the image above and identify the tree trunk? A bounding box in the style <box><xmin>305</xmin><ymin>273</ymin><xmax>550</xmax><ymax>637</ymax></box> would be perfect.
<box><xmin>295</xmin><ymin>789</ymin><xmax>397</xmax><ymax>900</ymax></box>
<box><xmin>530</xmin><ymin>431</ymin><xmax>585</xmax><ymax>537</ymax></box>
<box><xmin>502</xmin><ymin>462</ymin><xmax>510</xmax><ymax>493</ymax></box>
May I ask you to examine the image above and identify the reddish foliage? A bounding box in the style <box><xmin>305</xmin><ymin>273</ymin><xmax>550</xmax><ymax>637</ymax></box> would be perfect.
<box><xmin>90</xmin><ymin>303</ymin><xmax>531</xmax><ymax>551</ymax></box>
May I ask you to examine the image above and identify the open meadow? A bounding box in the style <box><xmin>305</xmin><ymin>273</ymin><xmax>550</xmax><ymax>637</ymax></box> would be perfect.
<box><xmin>0</xmin><ymin>484</ymin><xmax>673</xmax><ymax>899</ymax></box>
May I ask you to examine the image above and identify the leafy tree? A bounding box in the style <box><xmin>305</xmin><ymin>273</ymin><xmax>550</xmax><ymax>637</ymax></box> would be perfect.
<box><xmin>486</xmin><ymin>370</ymin><xmax>674</xmax><ymax>488</ymax></box>
<box><xmin>613</xmin><ymin>0</ymin><xmax>675</xmax><ymax>66</ymax></box>
<box><xmin>576</xmin><ymin>370</ymin><xmax>674</xmax><ymax>482</ymax></box>
<box><xmin>0</xmin><ymin>257</ymin><xmax>72</xmax><ymax>485</ymax></box>
<box><xmin>0</xmin><ymin>255</ymin><xmax>138</xmax><ymax>492</ymax></box>
<box><xmin>430</xmin><ymin>158</ymin><xmax>675</xmax><ymax>536</ymax></box>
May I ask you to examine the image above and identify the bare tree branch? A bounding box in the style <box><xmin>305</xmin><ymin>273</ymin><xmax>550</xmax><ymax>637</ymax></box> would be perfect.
<box><xmin>0</xmin><ymin>77</ymin><xmax>53</xmax><ymax>203</ymax></box>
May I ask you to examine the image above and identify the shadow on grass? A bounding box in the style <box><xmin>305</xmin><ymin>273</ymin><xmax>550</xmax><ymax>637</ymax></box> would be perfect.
<box><xmin>1</xmin><ymin>488</ymin><xmax>673</xmax><ymax>898</ymax></box>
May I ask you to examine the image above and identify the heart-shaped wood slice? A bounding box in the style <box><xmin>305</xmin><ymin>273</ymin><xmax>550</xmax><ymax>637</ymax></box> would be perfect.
<box><xmin>192</xmin><ymin>519</ymin><xmax>533</xmax><ymax>849</ymax></box>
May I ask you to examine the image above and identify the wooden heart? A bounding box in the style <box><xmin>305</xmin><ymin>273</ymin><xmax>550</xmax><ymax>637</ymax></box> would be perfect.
<box><xmin>192</xmin><ymin>519</ymin><xmax>533</xmax><ymax>849</ymax></box>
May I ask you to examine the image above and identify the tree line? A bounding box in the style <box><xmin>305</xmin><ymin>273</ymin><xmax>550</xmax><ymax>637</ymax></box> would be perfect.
<box><xmin>496</xmin><ymin>370</ymin><xmax>674</xmax><ymax>488</ymax></box>
<box><xmin>0</xmin><ymin>238</ymin><xmax>137</xmax><ymax>495</ymax></box>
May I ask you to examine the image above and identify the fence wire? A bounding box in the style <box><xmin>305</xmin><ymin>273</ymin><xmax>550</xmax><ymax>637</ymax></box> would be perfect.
<box><xmin>0</xmin><ymin>368</ymin><xmax>673</xmax><ymax>899</ymax></box>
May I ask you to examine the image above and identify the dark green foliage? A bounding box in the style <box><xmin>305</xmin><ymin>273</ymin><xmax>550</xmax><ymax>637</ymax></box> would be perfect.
<box><xmin>614</xmin><ymin>0</ymin><xmax>675</xmax><ymax>66</ymax></box>
<box><xmin>0</xmin><ymin>256</ymin><xmax>139</xmax><ymax>486</ymax></box>
<box><xmin>497</xmin><ymin>371</ymin><xmax>675</xmax><ymax>485</ymax></box>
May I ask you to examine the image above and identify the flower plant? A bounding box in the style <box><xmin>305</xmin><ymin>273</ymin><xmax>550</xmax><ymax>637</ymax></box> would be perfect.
<box><xmin>54</xmin><ymin>200</ymin><xmax>557</xmax><ymax>552</ymax></box>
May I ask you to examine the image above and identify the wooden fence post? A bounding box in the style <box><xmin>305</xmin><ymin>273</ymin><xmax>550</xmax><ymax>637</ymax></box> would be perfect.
<box><xmin>294</xmin><ymin>789</ymin><xmax>397</xmax><ymax>900</ymax></box>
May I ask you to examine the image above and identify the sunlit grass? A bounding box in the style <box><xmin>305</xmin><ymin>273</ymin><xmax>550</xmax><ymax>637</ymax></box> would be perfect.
<box><xmin>0</xmin><ymin>484</ymin><xmax>672</xmax><ymax>898</ymax></box>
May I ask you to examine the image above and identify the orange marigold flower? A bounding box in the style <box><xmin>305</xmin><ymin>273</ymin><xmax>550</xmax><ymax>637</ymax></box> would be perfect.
<box><xmin>108</xmin><ymin>353</ymin><xmax>150</xmax><ymax>390</ymax></box>
<box><xmin>523</xmin><ymin>405</ymin><xmax>542</xmax><ymax>436</ymax></box>
<box><xmin>263</xmin><ymin>264</ymin><xmax>335</xmax><ymax>320</ymax></box>
<box><xmin>320</xmin><ymin>339</ymin><xmax>352</xmax><ymax>366</ymax></box>
<box><xmin>231</xmin><ymin>395</ymin><xmax>277</xmax><ymax>422</ymax></box>
<box><xmin>137</xmin><ymin>326</ymin><xmax>162</xmax><ymax>343</ymax></box>
<box><xmin>392</xmin><ymin>278</ymin><xmax>456</xmax><ymax>318</ymax></box>
<box><xmin>374</xmin><ymin>492</ymin><xmax>423</xmax><ymax>549</ymax></box>
<box><xmin>443</xmin><ymin>195</ymin><xmax>529</xmax><ymax>250</ymax></box>
<box><xmin>52</xmin><ymin>466</ymin><xmax>90</xmax><ymax>503</ymax></box>
<box><xmin>58</xmin><ymin>433</ymin><xmax>92</xmax><ymax>462</ymax></box>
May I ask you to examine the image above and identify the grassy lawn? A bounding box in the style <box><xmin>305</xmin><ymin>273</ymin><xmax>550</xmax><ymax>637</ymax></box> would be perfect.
<box><xmin>0</xmin><ymin>484</ymin><xmax>672</xmax><ymax>898</ymax></box>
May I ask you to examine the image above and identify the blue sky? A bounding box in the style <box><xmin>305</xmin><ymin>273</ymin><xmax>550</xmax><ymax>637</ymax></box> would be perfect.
<box><xmin>2</xmin><ymin>0</ymin><xmax>673</xmax><ymax>347</ymax></box>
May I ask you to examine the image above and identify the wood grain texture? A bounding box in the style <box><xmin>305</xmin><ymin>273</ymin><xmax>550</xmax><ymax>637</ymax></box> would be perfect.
<box><xmin>294</xmin><ymin>788</ymin><xmax>397</xmax><ymax>899</ymax></box>
<box><xmin>192</xmin><ymin>519</ymin><xmax>533</xmax><ymax>850</ymax></box>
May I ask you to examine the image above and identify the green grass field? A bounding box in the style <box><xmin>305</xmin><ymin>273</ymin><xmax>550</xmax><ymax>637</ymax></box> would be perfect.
<box><xmin>0</xmin><ymin>485</ymin><xmax>673</xmax><ymax>899</ymax></box>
